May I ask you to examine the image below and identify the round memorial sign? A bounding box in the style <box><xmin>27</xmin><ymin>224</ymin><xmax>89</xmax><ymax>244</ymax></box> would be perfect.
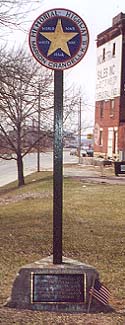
<box><xmin>29</xmin><ymin>8</ymin><xmax>89</xmax><ymax>70</ymax></box>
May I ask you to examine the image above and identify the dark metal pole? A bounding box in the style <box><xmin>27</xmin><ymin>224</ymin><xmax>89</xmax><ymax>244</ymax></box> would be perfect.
<box><xmin>53</xmin><ymin>70</ymin><xmax>63</xmax><ymax>264</ymax></box>
<box><xmin>37</xmin><ymin>83</ymin><xmax>40</xmax><ymax>172</ymax></box>
<box><xmin>78</xmin><ymin>97</ymin><xmax>82</xmax><ymax>164</ymax></box>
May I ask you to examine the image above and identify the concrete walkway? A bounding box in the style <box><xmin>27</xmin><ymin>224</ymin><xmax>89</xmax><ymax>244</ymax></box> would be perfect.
<box><xmin>64</xmin><ymin>165</ymin><xmax>125</xmax><ymax>185</ymax></box>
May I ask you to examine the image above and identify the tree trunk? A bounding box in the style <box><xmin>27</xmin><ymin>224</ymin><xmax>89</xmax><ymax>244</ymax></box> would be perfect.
<box><xmin>17</xmin><ymin>153</ymin><xmax>25</xmax><ymax>187</ymax></box>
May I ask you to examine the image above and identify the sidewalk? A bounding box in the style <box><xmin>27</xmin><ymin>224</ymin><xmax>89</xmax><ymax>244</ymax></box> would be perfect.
<box><xmin>64</xmin><ymin>164</ymin><xmax>125</xmax><ymax>184</ymax></box>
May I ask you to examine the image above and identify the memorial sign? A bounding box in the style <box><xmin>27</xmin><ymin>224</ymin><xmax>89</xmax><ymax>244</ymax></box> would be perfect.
<box><xmin>29</xmin><ymin>8</ymin><xmax>89</xmax><ymax>70</ymax></box>
<box><xmin>29</xmin><ymin>8</ymin><xmax>89</xmax><ymax>265</ymax></box>
<box><xmin>31</xmin><ymin>273</ymin><xmax>85</xmax><ymax>303</ymax></box>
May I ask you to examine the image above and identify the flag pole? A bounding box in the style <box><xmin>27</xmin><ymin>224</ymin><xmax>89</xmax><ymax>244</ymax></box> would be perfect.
<box><xmin>87</xmin><ymin>275</ymin><xmax>96</xmax><ymax>313</ymax></box>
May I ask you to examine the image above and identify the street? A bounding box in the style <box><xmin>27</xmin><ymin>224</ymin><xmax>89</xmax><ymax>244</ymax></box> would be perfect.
<box><xmin>1</xmin><ymin>150</ymin><xmax>125</xmax><ymax>187</ymax></box>
<box><xmin>0</xmin><ymin>150</ymin><xmax>78</xmax><ymax>187</ymax></box>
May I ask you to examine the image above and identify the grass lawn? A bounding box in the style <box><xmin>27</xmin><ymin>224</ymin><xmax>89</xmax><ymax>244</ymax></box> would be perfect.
<box><xmin>0</xmin><ymin>171</ymin><xmax>125</xmax><ymax>324</ymax></box>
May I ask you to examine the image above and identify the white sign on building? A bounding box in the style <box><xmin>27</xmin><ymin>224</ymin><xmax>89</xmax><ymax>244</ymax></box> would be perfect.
<box><xmin>96</xmin><ymin>34</ymin><xmax>122</xmax><ymax>101</ymax></box>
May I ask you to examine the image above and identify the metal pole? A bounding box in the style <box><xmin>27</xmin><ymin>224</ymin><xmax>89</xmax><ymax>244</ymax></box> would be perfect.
<box><xmin>78</xmin><ymin>97</ymin><xmax>82</xmax><ymax>164</ymax></box>
<box><xmin>53</xmin><ymin>70</ymin><xmax>63</xmax><ymax>264</ymax></box>
<box><xmin>37</xmin><ymin>83</ymin><xmax>40</xmax><ymax>172</ymax></box>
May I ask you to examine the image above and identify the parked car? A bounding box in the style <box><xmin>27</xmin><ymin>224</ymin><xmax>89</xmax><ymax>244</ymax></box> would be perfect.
<box><xmin>86</xmin><ymin>149</ymin><xmax>94</xmax><ymax>157</ymax></box>
<box><xmin>80</xmin><ymin>149</ymin><xmax>87</xmax><ymax>157</ymax></box>
<box><xmin>70</xmin><ymin>148</ymin><xmax>78</xmax><ymax>156</ymax></box>
<box><xmin>70</xmin><ymin>148</ymin><xmax>94</xmax><ymax>157</ymax></box>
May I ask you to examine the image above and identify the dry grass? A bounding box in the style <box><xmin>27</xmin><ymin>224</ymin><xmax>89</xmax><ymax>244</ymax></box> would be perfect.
<box><xmin>0</xmin><ymin>171</ymin><xmax>125</xmax><ymax>324</ymax></box>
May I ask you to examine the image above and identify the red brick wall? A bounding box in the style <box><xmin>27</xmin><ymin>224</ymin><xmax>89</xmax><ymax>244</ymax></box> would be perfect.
<box><xmin>95</xmin><ymin>97</ymin><xmax>120</xmax><ymax>128</ymax></box>
<box><xmin>118</xmin><ymin>125</ymin><xmax>125</xmax><ymax>150</ymax></box>
<box><xmin>94</xmin><ymin>97</ymin><xmax>120</xmax><ymax>156</ymax></box>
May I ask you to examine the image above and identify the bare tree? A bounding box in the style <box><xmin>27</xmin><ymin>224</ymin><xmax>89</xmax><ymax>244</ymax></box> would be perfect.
<box><xmin>0</xmin><ymin>0</ymin><xmax>43</xmax><ymax>41</ymax></box>
<box><xmin>0</xmin><ymin>47</ymin><xmax>88</xmax><ymax>187</ymax></box>
<box><xmin>0</xmin><ymin>48</ymin><xmax>53</xmax><ymax>186</ymax></box>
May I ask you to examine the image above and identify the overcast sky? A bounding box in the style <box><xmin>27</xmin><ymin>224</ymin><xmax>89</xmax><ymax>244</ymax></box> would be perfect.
<box><xmin>3</xmin><ymin>0</ymin><xmax>125</xmax><ymax>127</ymax></box>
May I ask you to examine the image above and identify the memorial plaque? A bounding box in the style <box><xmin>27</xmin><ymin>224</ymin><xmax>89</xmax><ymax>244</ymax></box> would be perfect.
<box><xmin>31</xmin><ymin>273</ymin><xmax>85</xmax><ymax>303</ymax></box>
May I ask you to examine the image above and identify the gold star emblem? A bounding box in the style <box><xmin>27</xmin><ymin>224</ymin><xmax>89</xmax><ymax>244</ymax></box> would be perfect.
<box><xmin>40</xmin><ymin>19</ymin><xmax>78</xmax><ymax>57</ymax></box>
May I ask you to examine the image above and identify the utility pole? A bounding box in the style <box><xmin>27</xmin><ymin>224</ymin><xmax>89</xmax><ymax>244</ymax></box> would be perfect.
<box><xmin>78</xmin><ymin>97</ymin><xmax>82</xmax><ymax>164</ymax></box>
<box><xmin>37</xmin><ymin>83</ymin><xmax>40</xmax><ymax>172</ymax></box>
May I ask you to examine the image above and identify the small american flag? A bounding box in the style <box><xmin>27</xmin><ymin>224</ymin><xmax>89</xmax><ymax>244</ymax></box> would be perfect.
<box><xmin>89</xmin><ymin>279</ymin><xmax>110</xmax><ymax>305</ymax></box>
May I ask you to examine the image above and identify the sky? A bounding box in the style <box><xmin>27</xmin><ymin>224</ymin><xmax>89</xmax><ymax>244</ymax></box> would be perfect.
<box><xmin>2</xmin><ymin>0</ymin><xmax>125</xmax><ymax>129</ymax></box>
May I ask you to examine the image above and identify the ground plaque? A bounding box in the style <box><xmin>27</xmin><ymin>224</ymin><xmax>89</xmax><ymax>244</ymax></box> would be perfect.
<box><xmin>6</xmin><ymin>256</ymin><xmax>100</xmax><ymax>312</ymax></box>
<box><xmin>31</xmin><ymin>273</ymin><xmax>85</xmax><ymax>303</ymax></box>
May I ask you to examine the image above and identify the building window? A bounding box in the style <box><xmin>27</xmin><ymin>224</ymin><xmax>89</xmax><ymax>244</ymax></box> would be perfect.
<box><xmin>100</xmin><ymin>101</ymin><xmax>104</xmax><ymax>118</ymax></box>
<box><xmin>110</xmin><ymin>99</ymin><xmax>115</xmax><ymax>116</ymax></box>
<box><xmin>99</xmin><ymin>129</ymin><xmax>103</xmax><ymax>146</ymax></box>
<box><xmin>112</xmin><ymin>43</ymin><xmax>116</xmax><ymax>56</ymax></box>
<box><xmin>103</xmin><ymin>48</ymin><xmax>105</xmax><ymax>61</ymax></box>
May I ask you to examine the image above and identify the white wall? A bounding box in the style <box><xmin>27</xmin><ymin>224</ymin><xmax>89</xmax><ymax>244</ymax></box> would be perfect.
<box><xmin>96</xmin><ymin>34</ymin><xmax>122</xmax><ymax>101</ymax></box>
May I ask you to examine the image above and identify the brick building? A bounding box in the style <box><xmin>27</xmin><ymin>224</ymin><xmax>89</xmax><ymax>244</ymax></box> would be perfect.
<box><xmin>94</xmin><ymin>13</ymin><xmax>125</xmax><ymax>159</ymax></box>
